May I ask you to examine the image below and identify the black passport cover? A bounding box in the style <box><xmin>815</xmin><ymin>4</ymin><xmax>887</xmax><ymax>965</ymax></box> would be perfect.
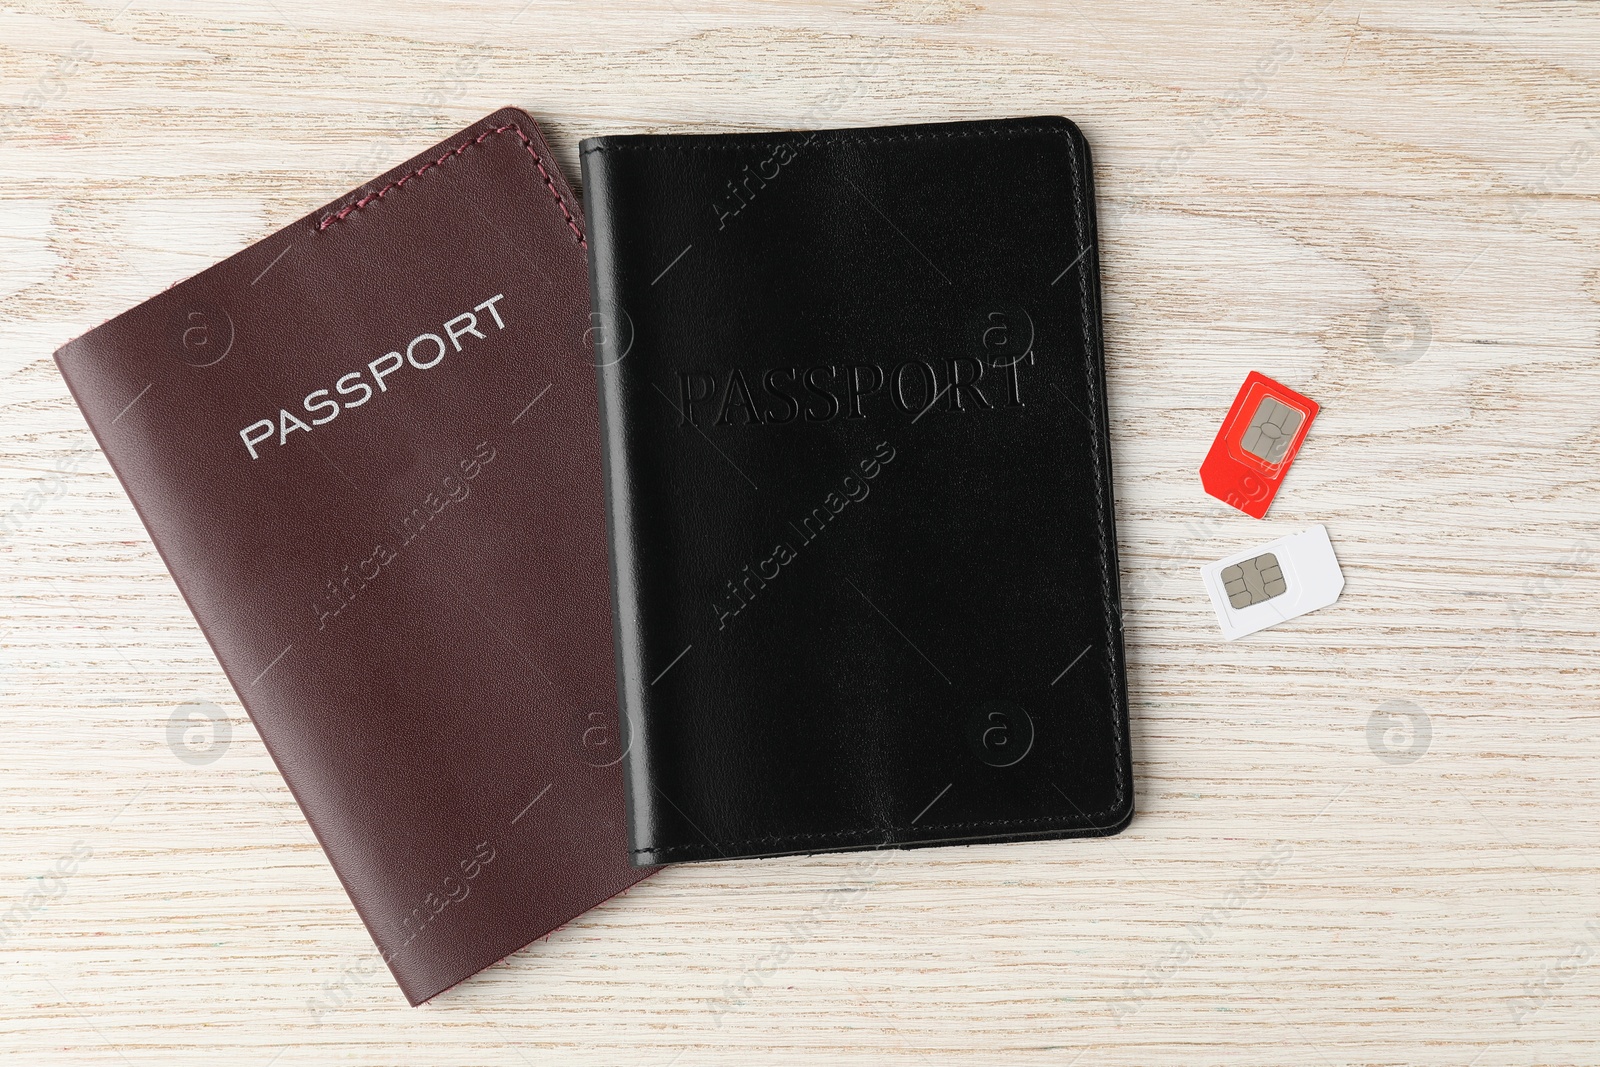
<box><xmin>580</xmin><ymin>117</ymin><xmax>1132</xmax><ymax>864</ymax></box>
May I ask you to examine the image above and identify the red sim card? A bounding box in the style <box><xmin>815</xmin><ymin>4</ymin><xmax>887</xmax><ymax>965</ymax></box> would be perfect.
<box><xmin>1200</xmin><ymin>371</ymin><xmax>1318</xmax><ymax>518</ymax></box>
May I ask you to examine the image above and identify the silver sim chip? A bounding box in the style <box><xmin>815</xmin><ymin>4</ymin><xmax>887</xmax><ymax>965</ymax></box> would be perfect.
<box><xmin>1239</xmin><ymin>396</ymin><xmax>1304</xmax><ymax>464</ymax></box>
<box><xmin>1221</xmin><ymin>552</ymin><xmax>1287</xmax><ymax>608</ymax></box>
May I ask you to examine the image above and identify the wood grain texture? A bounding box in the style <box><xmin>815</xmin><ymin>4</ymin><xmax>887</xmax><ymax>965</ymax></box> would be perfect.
<box><xmin>3</xmin><ymin>1</ymin><xmax>1598</xmax><ymax>1063</ymax></box>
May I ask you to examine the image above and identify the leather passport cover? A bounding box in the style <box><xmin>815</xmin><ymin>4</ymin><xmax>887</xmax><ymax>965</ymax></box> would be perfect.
<box><xmin>580</xmin><ymin>116</ymin><xmax>1133</xmax><ymax>865</ymax></box>
<box><xmin>54</xmin><ymin>108</ymin><xmax>651</xmax><ymax>1003</ymax></box>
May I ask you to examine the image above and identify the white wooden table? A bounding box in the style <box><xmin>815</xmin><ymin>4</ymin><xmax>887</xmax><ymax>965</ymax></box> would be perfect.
<box><xmin>3</xmin><ymin>2</ymin><xmax>1598</xmax><ymax>1063</ymax></box>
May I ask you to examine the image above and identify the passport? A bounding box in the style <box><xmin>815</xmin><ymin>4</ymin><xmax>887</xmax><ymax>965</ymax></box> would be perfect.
<box><xmin>580</xmin><ymin>117</ymin><xmax>1134</xmax><ymax>865</ymax></box>
<box><xmin>54</xmin><ymin>108</ymin><xmax>652</xmax><ymax>1003</ymax></box>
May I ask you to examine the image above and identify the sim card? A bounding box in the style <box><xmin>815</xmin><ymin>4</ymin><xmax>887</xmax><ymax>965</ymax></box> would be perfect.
<box><xmin>1201</xmin><ymin>525</ymin><xmax>1344</xmax><ymax>640</ymax></box>
<box><xmin>1200</xmin><ymin>371</ymin><xmax>1319</xmax><ymax>518</ymax></box>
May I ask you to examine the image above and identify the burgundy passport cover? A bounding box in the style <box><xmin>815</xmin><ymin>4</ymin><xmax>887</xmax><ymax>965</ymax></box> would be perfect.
<box><xmin>53</xmin><ymin>108</ymin><xmax>651</xmax><ymax>1004</ymax></box>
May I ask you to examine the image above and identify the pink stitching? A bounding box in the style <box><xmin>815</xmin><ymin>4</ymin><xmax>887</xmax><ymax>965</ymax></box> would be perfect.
<box><xmin>315</xmin><ymin>122</ymin><xmax>586</xmax><ymax>247</ymax></box>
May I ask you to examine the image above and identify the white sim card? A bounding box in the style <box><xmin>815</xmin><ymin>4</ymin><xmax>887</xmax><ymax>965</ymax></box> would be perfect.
<box><xmin>1200</xmin><ymin>524</ymin><xmax>1344</xmax><ymax>640</ymax></box>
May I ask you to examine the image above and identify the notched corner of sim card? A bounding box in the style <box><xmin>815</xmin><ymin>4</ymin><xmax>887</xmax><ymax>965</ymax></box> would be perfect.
<box><xmin>1200</xmin><ymin>524</ymin><xmax>1344</xmax><ymax>640</ymax></box>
